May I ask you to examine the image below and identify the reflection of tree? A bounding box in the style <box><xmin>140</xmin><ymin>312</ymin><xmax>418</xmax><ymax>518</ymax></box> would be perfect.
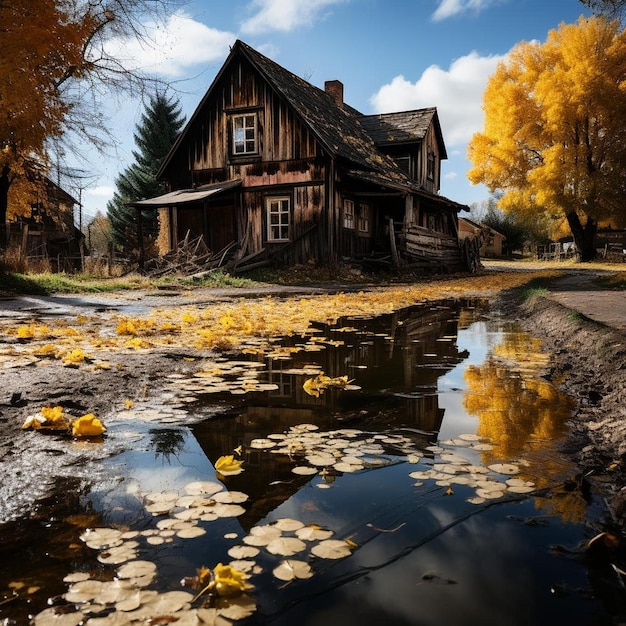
<box><xmin>535</xmin><ymin>483</ymin><xmax>589</xmax><ymax>525</ymax></box>
<box><xmin>491</xmin><ymin>328</ymin><xmax>550</xmax><ymax>373</ymax></box>
<box><xmin>463</xmin><ymin>332</ymin><xmax>575</xmax><ymax>460</ymax></box>
<box><xmin>464</xmin><ymin>333</ymin><xmax>588</xmax><ymax>522</ymax></box>
<box><xmin>148</xmin><ymin>429</ymin><xmax>186</xmax><ymax>464</ymax></box>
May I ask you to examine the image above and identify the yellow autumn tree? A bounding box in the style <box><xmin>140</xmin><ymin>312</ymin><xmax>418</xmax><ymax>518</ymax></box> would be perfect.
<box><xmin>468</xmin><ymin>16</ymin><xmax>626</xmax><ymax>260</ymax></box>
<box><xmin>0</xmin><ymin>1</ymin><xmax>173</xmax><ymax>222</ymax></box>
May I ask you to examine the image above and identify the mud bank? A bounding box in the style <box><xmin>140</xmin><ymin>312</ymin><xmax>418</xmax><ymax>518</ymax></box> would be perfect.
<box><xmin>503</xmin><ymin>292</ymin><xmax>626</xmax><ymax>521</ymax></box>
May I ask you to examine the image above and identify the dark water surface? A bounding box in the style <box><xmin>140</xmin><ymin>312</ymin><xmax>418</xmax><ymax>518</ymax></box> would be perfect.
<box><xmin>0</xmin><ymin>299</ymin><xmax>620</xmax><ymax>625</ymax></box>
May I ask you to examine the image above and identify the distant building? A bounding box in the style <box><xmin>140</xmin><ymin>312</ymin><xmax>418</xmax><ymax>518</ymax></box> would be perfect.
<box><xmin>459</xmin><ymin>217</ymin><xmax>506</xmax><ymax>257</ymax></box>
<box><xmin>8</xmin><ymin>176</ymin><xmax>83</xmax><ymax>271</ymax></box>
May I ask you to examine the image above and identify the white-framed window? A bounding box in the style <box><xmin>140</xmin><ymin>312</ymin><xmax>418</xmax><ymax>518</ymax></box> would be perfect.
<box><xmin>267</xmin><ymin>358</ymin><xmax>293</xmax><ymax>398</ymax></box>
<box><xmin>232</xmin><ymin>114</ymin><xmax>257</xmax><ymax>155</ymax></box>
<box><xmin>267</xmin><ymin>196</ymin><xmax>290</xmax><ymax>242</ymax></box>
<box><xmin>343</xmin><ymin>199</ymin><xmax>355</xmax><ymax>229</ymax></box>
<box><xmin>358</xmin><ymin>203</ymin><xmax>370</xmax><ymax>234</ymax></box>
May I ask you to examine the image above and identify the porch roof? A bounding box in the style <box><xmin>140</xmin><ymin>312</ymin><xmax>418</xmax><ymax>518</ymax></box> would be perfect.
<box><xmin>128</xmin><ymin>179</ymin><xmax>241</xmax><ymax>208</ymax></box>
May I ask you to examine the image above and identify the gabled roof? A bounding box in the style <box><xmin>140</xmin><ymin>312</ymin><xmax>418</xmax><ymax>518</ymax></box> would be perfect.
<box><xmin>44</xmin><ymin>176</ymin><xmax>79</xmax><ymax>206</ymax></box>
<box><xmin>159</xmin><ymin>40</ymin><xmax>416</xmax><ymax>191</ymax></box>
<box><xmin>459</xmin><ymin>216</ymin><xmax>505</xmax><ymax>235</ymax></box>
<box><xmin>358</xmin><ymin>108</ymin><xmax>448</xmax><ymax>159</ymax></box>
<box><xmin>157</xmin><ymin>40</ymin><xmax>463</xmax><ymax>210</ymax></box>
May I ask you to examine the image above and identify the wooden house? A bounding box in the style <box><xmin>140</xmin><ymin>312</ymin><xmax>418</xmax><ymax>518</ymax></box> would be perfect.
<box><xmin>7</xmin><ymin>176</ymin><xmax>83</xmax><ymax>271</ymax></box>
<box><xmin>132</xmin><ymin>40</ymin><xmax>472</xmax><ymax>273</ymax></box>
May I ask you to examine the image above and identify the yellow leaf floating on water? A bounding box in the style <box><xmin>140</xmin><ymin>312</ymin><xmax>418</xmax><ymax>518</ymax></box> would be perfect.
<box><xmin>71</xmin><ymin>413</ymin><xmax>106</xmax><ymax>437</ymax></box>
<box><xmin>212</xmin><ymin>563</ymin><xmax>253</xmax><ymax>596</ymax></box>
<box><xmin>303</xmin><ymin>373</ymin><xmax>352</xmax><ymax>397</ymax></box>
<box><xmin>215</xmin><ymin>455</ymin><xmax>244</xmax><ymax>476</ymax></box>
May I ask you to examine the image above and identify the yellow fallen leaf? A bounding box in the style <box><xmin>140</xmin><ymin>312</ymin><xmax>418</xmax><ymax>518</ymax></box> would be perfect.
<box><xmin>41</xmin><ymin>406</ymin><xmax>64</xmax><ymax>421</ymax></box>
<box><xmin>303</xmin><ymin>373</ymin><xmax>352</xmax><ymax>397</ymax></box>
<box><xmin>23</xmin><ymin>406</ymin><xmax>70</xmax><ymax>431</ymax></box>
<box><xmin>61</xmin><ymin>348</ymin><xmax>87</xmax><ymax>366</ymax></box>
<box><xmin>22</xmin><ymin>415</ymin><xmax>44</xmax><ymax>430</ymax></box>
<box><xmin>17</xmin><ymin>325</ymin><xmax>35</xmax><ymax>339</ymax></box>
<box><xmin>215</xmin><ymin>455</ymin><xmax>244</xmax><ymax>476</ymax></box>
<box><xmin>71</xmin><ymin>413</ymin><xmax>106</xmax><ymax>437</ymax></box>
<box><xmin>212</xmin><ymin>563</ymin><xmax>252</xmax><ymax>596</ymax></box>
<box><xmin>34</xmin><ymin>344</ymin><xmax>58</xmax><ymax>357</ymax></box>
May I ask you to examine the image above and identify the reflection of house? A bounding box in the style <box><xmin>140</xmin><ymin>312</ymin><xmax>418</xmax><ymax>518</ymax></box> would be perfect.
<box><xmin>132</xmin><ymin>40</ymin><xmax>470</xmax><ymax>272</ymax></box>
<box><xmin>189</xmin><ymin>299</ymin><xmax>483</xmax><ymax>529</ymax></box>
<box><xmin>459</xmin><ymin>217</ymin><xmax>506</xmax><ymax>257</ymax></box>
<box><xmin>8</xmin><ymin>177</ymin><xmax>82</xmax><ymax>271</ymax></box>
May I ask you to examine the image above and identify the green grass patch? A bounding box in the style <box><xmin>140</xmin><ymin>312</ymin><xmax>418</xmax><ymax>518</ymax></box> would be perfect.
<box><xmin>0</xmin><ymin>269</ymin><xmax>260</xmax><ymax>296</ymax></box>
<box><xmin>522</xmin><ymin>285</ymin><xmax>549</xmax><ymax>301</ymax></box>
<box><xmin>567</xmin><ymin>311</ymin><xmax>585</xmax><ymax>323</ymax></box>
<box><xmin>178</xmin><ymin>270</ymin><xmax>255</xmax><ymax>288</ymax></box>
<box><xmin>0</xmin><ymin>271</ymin><xmax>50</xmax><ymax>295</ymax></box>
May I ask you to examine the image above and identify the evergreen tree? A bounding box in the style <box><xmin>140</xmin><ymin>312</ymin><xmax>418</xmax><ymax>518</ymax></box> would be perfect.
<box><xmin>107</xmin><ymin>92</ymin><xmax>185</xmax><ymax>253</ymax></box>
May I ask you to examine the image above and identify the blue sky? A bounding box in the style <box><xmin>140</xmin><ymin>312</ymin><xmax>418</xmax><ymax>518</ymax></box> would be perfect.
<box><xmin>77</xmin><ymin>0</ymin><xmax>592</xmax><ymax>224</ymax></box>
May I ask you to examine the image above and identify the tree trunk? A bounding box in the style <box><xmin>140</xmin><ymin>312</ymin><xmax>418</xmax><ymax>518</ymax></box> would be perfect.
<box><xmin>566</xmin><ymin>212</ymin><xmax>597</xmax><ymax>261</ymax></box>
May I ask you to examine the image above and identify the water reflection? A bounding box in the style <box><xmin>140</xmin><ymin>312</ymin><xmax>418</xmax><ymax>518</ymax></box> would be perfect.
<box><xmin>2</xmin><ymin>299</ymin><xmax>610</xmax><ymax>626</ymax></box>
<box><xmin>189</xmin><ymin>300</ymin><xmax>483</xmax><ymax>530</ymax></box>
<box><xmin>148</xmin><ymin>428</ymin><xmax>187</xmax><ymax>464</ymax></box>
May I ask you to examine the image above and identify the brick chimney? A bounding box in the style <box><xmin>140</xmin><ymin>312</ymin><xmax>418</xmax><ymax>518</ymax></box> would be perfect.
<box><xmin>325</xmin><ymin>80</ymin><xmax>344</xmax><ymax>106</ymax></box>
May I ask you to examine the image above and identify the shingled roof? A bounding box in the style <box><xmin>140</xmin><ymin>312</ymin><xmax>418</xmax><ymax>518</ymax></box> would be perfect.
<box><xmin>358</xmin><ymin>108</ymin><xmax>448</xmax><ymax>159</ymax></box>
<box><xmin>236</xmin><ymin>41</ymin><xmax>417</xmax><ymax>190</ymax></box>
<box><xmin>157</xmin><ymin>40</ymin><xmax>465</xmax><ymax>209</ymax></box>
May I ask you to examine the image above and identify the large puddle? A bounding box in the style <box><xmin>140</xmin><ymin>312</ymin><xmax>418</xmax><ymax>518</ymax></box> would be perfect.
<box><xmin>0</xmin><ymin>299</ymin><xmax>620</xmax><ymax>625</ymax></box>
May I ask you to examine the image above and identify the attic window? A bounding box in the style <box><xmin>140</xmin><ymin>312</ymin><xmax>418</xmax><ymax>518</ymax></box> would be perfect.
<box><xmin>427</xmin><ymin>152</ymin><xmax>435</xmax><ymax>180</ymax></box>
<box><xmin>232</xmin><ymin>114</ymin><xmax>257</xmax><ymax>155</ymax></box>
<box><xmin>395</xmin><ymin>155</ymin><xmax>411</xmax><ymax>175</ymax></box>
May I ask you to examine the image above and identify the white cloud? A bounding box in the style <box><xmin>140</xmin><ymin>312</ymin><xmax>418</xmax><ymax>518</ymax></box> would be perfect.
<box><xmin>240</xmin><ymin>0</ymin><xmax>347</xmax><ymax>35</ymax></box>
<box><xmin>369</xmin><ymin>50</ymin><xmax>506</xmax><ymax>148</ymax></box>
<box><xmin>88</xmin><ymin>186</ymin><xmax>115</xmax><ymax>197</ymax></box>
<box><xmin>105</xmin><ymin>11</ymin><xmax>236</xmax><ymax>77</ymax></box>
<box><xmin>432</xmin><ymin>0</ymin><xmax>507</xmax><ymax>21</ymax></box>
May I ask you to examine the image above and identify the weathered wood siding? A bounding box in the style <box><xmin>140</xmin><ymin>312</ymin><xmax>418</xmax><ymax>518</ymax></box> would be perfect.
<box><xmin>164</xmin><ymin>53</ymin><xmax>330</xmax><ymax>263</ymax></box>
<box><xmin>420</xmin><ymin>124</ymin><xmax>442</xmax><ymax>195</ymax></box>
<box><xmin>403</xmin><ymin>224</ymin><xmax>461</xmax><ymax>266</ymax></box>
<box><xmin>179</xmin><ymin>55</ymin><xmax>325</xmax><ymax>179</ymax></box>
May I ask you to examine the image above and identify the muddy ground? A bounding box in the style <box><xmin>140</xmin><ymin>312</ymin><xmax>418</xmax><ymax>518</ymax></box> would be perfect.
<box><xmin>1</xmin><ymin>270</ymin><xmax>626</xmax><ymax>533</ymax></box>
<box><xmin>501</xmin><ymin>280</ymin><xmax>626</xmax><ymax>525</ymax></box>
